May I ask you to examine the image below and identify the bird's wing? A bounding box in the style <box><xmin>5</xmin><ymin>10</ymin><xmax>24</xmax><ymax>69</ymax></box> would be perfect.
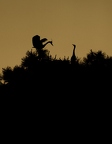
<box><xmin>32</xmin><ymin>35</ymin><xmax>40</xmax><ymax>41</ymax></box>
<box><xmin>40</xmin><ymin>38</ymin><xmax>48</xmax><ymax>43</ymax></box>
<box><xmin>32</xmin><ymin>35</ymin><xmax>40</xmax><ymax>48</ymax></box>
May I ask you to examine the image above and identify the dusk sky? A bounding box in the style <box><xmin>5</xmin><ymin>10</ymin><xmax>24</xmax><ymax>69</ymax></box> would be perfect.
<box><xmin>0</xmin><ymin>0</ymin><xmax>112</xmax><ymax>73</ymax></box>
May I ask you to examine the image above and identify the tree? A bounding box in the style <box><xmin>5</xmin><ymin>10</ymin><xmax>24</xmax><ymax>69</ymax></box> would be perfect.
<box><xmin>2</xmin><ymin>67</ymin><xmax>13</xmax><ymax>84</ymax></box>
<box><xmin>83</xmin><ymin>50</ymin><xmax>107</xmax><ymax>68</ymax></box>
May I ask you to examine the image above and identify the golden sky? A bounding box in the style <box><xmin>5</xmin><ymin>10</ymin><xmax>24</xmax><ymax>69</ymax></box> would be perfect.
<box><xmin>0</xmin><ymin>0</ymin><xmax>112</xmax><ymax>73</ymax></box>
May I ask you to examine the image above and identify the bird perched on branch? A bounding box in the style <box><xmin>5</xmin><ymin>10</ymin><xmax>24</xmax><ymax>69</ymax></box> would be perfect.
<box><xmin>32</xmin><ymin>35</ymin><xmax>53</xmax><ymax>51</ymax></box>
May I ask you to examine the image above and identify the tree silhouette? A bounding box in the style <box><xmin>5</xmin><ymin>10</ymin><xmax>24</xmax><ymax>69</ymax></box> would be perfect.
<box><xmin>2</xmin><ymin>66</ymin><xmax>13</xmax><ymax>85</ymax></box>
<box><xmin>21</xmin><ymin>50</ymin><xmax>39</xmax><ymax>69</ymax></box>
<box><xmin>83</xmin><ymin>49</ymin><xmax>107</xmax><ymax>68</ymax></box>
<box><xmin>0</xmin><ymin>34</ymin><xmax>112</xmax><ymax>115</ymax></box>
<box><xmin>1</xmin><ymin>48</ymin><xmax>112</xmax><ymax>98</ymax></box>
<box><xmin>1</xmin><ymin>34</ymin><xmax>112</xmax><ymax>139</ymax></box>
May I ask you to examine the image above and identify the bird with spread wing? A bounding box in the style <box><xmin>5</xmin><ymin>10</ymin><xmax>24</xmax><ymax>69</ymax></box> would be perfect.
<box><xmin>32</xmin><ymin>35</ymin><xmax>53</xmax><ymax>51</ymax></box>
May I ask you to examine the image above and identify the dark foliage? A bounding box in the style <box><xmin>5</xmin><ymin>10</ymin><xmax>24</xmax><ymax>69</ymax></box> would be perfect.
<box><xmin>0</xmin><ymin>40</ymin><xmax>112</xmax><ymax>134</ymax></box>
<box><xmin>0</xmin><ymin>48</ymin><xmax>112</xmax><ymax>100</ymax></box>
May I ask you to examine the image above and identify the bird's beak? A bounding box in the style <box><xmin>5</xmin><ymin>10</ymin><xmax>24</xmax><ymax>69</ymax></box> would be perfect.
<box><xmin>51</xmin><ymin>41</ymin><xmax>53</xmax><ymax>46</ymax></box>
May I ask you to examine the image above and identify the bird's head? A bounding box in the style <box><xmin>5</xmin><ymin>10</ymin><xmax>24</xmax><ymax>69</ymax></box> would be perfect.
<box><xmin>50</xmin><ymin>40</ymin><xmax>53</xmax><ymax>46</ymax></box>
<box><xmin>72</xmin><ymin>44</ymin><xmax>76</xmax><ymax>49</ymax></box>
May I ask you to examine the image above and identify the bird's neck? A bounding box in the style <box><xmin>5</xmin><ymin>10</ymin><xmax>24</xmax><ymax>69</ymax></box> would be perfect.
<box><xmin>43</xmin><ymin>41</ymin><xmax>51</xmax><ymax>47</ymax></box>
<box><xmin>72</xmin><ymin>48</ymin><xmax>76</xmax><ymax>57</ymax></box>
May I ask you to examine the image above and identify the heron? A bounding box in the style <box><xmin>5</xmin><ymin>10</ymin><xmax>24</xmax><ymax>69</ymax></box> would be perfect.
<box><xmin>32</xmin><ymin>35</ymin><xmax>53</xmax><ymax>50</ymax></box>
<box><xmin>71</xmin><ymin>44</ymin><xmax>76</xmax><ymax>64</ymax></box>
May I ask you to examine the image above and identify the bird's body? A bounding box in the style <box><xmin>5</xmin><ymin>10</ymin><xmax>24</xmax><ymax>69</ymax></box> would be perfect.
<box><xmin>32</xmin><ymin>35</ymin><xmax>53</xmax><ymax>50</ymax></box>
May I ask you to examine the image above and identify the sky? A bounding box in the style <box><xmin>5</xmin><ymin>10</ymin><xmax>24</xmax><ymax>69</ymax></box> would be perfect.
<box><xmin>0</xmin><ymin>0</ymin><xmax>112</xmax><ymax>73</ymax></box>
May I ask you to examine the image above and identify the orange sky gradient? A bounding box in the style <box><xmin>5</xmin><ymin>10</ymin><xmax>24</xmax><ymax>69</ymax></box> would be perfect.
<box><xmin>0</xmin><ymin>0</ymin><xmax>112</xmax><ymax>73</ymax></box>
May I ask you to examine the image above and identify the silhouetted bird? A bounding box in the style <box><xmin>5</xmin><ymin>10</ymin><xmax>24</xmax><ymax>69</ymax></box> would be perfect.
<box><xmin>32</xmin><ymin>35</ymin><xmax>53</xmax><ymax>50</ymax></box>
<box><xmin>71</xmin><ymin>44</ymin><xmax>76</xmax><ymax>64</ymax></box>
